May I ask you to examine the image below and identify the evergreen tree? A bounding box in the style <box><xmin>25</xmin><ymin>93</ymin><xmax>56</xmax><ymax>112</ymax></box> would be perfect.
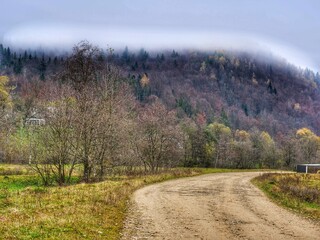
<box><xmin>220</xmin><ymin>109</ymin><xmax>230</xmax><ymax>127</ymax></box>
<box><xmin>38</xmin><ymin>55</ymin><xmax>47</xmax><ymax>80</ymax></box>
<box><xmin>121</xmin><ymin>46</ymin><xmax>130</xmax><ymax>63</ymax></box>
<box><xmin>138</xmin><ymin>48</ymin><xmax>149</xmax><ymax>62</ymax></box>
<box><xmin>53</xmin><ymin>56</ymin><xmax>58</xmax><ymax>65</ymax></box>
<box><xmin>23</xmin><ymin>51</ymin><xmax>28</xmax><ymax>61</ymax></box>
<box><xmin>4</xmin><ymin>47</ymin><xmax>11</xmax><ymax>66</ymax></box>
<box><xmin>0</xmin><ymin>44</ymin><xmax>3</xmax><ymax>66</ymax></box>
<box><xmin>13</xmin><ymin>58</ymin><xmax>23</xmax><ymax>74</ymax></box>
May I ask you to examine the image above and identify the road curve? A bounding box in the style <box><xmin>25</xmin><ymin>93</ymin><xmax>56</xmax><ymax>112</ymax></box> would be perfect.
<box><xmin>121</xmin><ymin>172</ymin><xmax>319</xmax><ymax>240</ymax></box>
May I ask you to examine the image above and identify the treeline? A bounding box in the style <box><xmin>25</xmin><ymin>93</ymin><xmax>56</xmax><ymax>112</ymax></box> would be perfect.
<box><xmin>0</xmin><ymin>44</ymin><xmax>65</xmax><ymax>79</ymax></box>
<box><xmin>0</xmin><ymin>42</ymin><xmax>320</xmax><ymax>185</ymax></box>
<box><xmin>183</xmin><ymin>122</ymin><xmax>320</xmax><ymax>169</ymax></box>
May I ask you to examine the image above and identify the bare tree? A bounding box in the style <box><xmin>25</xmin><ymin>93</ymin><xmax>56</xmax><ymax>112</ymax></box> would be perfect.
<box><xmin>133</xmin><ymin>99</ymin><xmax>183</xmax><ymax>172</ymax></box>
<box><xmin>63</xmin><ymin>41</ymin><xmax>104</xmax><ymax>91</ymax></box>
<box><xmin>27</xmin><ymin>83</ymin><xmax>79</xmax><ymax>185</ymax></box>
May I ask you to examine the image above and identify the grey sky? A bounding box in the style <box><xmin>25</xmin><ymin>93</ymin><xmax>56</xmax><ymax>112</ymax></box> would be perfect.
<box><xmin>1</xmin><ymin>0</ymin><xmax>319</xmax><ymax>70</ymax></box>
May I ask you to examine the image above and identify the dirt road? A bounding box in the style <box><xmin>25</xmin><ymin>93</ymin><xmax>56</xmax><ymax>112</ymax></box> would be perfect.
<box><xmin>122</xmin><ymin>172</ymin><xmax>319</xmax><ymax>240</ymax></box>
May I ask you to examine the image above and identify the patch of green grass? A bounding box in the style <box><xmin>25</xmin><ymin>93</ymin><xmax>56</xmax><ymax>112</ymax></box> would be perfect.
<box><xmin>0</xmin><ymin>175</ymin><xmax>41</xmax><ymax>191</ymax></box>
<box><xmin>0</xmin><ymin>174</ymin><xmax>81</xmax><ymax>192</ymax></box>
<box><xmin>252</xmin><ymin>173</ymin><xmax>320</xmax><ymax>220</ymax></box>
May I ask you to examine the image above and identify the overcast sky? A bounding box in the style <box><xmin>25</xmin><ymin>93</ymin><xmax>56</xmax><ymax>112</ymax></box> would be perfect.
<box><xmin>1</xmin><ymin>0</ymin><xmax>319</xmax><ymax>71</ymax></box>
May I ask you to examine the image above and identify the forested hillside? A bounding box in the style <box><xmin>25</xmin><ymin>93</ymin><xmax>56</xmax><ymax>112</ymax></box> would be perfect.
<box><xmin>0</xmin><ymin>42</ymin><xmax>319</xmax><ymax>179</ymax></box>
<box><xmin>122</xmin><ymin>49</ymin><xmax>320</xmax><ymax>136</ymax></box>
<box><xmin>1</xmin><ymin>43</ymin><xmax>319</xmax><ymax>134</ymax></box>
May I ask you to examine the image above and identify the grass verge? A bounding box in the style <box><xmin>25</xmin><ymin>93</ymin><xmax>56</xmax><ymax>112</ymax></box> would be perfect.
<box><xmin>252</xmin><ymin>173</ymin><xmax>320</xmax><ymax>220</ymax></box>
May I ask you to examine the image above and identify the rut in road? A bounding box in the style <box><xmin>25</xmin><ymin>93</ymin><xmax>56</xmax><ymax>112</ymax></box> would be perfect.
<box><xmin>121</xmin><ymin>172</ymin><xmax>319</xmax><ymax>240</ymax></box>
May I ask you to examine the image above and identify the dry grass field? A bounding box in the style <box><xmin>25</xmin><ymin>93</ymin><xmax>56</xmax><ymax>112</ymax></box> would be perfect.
<box><xmin>253</xmin><ymin>173</ymin><xmax>320</xmax><ymax>220</ymax></box>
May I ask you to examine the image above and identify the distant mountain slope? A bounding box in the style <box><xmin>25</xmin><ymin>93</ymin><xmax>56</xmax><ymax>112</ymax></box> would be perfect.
<box><xmin>122</xmin><ymin>50</ymin><xmax>320</xmax><ymax>135</ymax></box>
<box><xmin>1</xmin><ymin>44</ymin><xmax>320</xmax><ymax>135</ymax></box>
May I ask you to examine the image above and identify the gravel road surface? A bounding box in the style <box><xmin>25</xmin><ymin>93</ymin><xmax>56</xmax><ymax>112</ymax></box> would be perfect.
<box><xmin>122</xmin><ymin>172</ymin><xmax>319</xmax><ymax>240</ymax></box>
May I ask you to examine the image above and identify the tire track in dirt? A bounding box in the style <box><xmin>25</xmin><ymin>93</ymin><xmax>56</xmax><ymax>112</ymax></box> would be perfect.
<box><xmin>121</xmin><ymin>172</ymin><xmax>319</xmax><ymax>240</ymax></box>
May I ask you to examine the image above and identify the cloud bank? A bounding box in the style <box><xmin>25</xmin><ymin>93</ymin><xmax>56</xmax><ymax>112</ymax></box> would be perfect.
<box><xmin>3</xmin><ymin>23</ymin><xmax>316</xmax><ymax>71</ymax></box>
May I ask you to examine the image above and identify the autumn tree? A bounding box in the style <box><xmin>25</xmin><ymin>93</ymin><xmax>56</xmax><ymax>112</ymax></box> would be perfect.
<box><xmin>205</xmin><ymin>122</ymin><xmax>232</xmax><ymax>167</ymax></box>
<box><xmin>0</xmin><ymin>76</ymin><xmax>12</xmax><ymax>109</ymax></box>
<box><xmin>259</xmin><ymin>131</ymin><xmax>278</xmax><ymax>168</ymax></box>
<box><xmin>231</xmin><ymin>130</ymin><xmax>253</xmax><ymax>168</ymax></box>
<box><xmin>0</xmin><ymin>76</ymin><xmax>14</xmax><ymax>162</ymax></box>
<box><xmin>134</xmin><ymin>73</ymin><xmax>151</xmax><ymax>101</ymax></box>
<box><xmin>296</xmin><ymin>128</ymin><xmax>320</xmax><ymax>163</ymax></box>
